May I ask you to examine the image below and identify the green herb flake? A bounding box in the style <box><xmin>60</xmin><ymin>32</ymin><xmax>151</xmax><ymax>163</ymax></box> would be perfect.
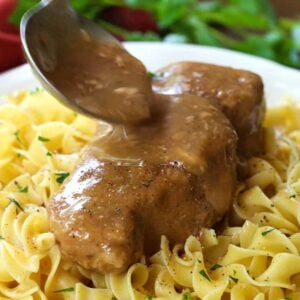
<box><xmin>284</xmin><ymin>297</ymin><xmax>292</xmax><ymax>300</ymax></box>
<box><xmin>46</xmin><ymin>151</ymin><xmax>52</xmax><ymax>157</ymax></box>
<box><xmin>148</xmin><ymin>71</ymin><xmax>164</xmax><ymax>80</ymax></box>
<box><xmin>53</xmin><ymin>287</ymin><xmax>75</xmax><ymax>293</ymax></box>
<box><xmin>55</xmin><ymin>172</ymin><xmax>70</xmax><ymax>184</ymax></box>
<box><xmin>0</xmin><ymin>236</ymin><xmax>4</xmax><ymax>240</ymax></box>
<box><xmin>14</xmin><ymin>181</ymin><xmax>28</xmax><ymax>193</ymax></box>
<box><xmin>261</xmin><ymin>228</ymin><xmax>275</xmax><ymax>236</ymax></box>
<box><xmin>145</xmin><ymin>296</ymin><xmax>153</xmax><ymax>300</ymax></box>
<box><xmin>30</xmin><ymin>87</ymin><xmax>42</xmax><ymax>95</ymax></box>
<box><xmin>19</xmin><ymin>186</ymin><xmax>28</xmax><ymax>193</ymax></box>
<box><xmin>14</xmin><ymin>130</ymin><xmax>21</xmax><ymax>142</ymax></box>
<box><xmin>38</xmin><ymin>136</ymin><xmax>50</xmax><ymax>142</ymax></box>
<box><xmin>289</xmin><ymin>194</ymin><xmax>296</xmax><ymax>199</ymax></box>
<box><xmin>210</xmin><ymin>263</ymin><xmax>222</xmax><ymax>271</ymax></box>
<box><xmin>229</xmin><ymin>275</ymin><xmax>239</xmax><ymax>283</ymax></box>
<box><xmin>148</xmin><ymin>71</ymin><xmax>155</xmax><ymax>79</ymax></box>
<box><xmin>199</xmin><ymin>269</ymin><xmax>211</xmax><ymax>281</ymax></box>
<box><xmin>182</xmin><ymin>292</ymin><xmax>192</xmax><ymax>300</ymax></box>
<box><xmin>8</xmin><ymin>197</ymin><xmax>24</xmax><ymax>212</ymax></box>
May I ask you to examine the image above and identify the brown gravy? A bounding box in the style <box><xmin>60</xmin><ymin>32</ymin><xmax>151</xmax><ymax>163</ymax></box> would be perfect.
<box><xmin>89</xmin><ymin>94</ymin><xmax>234</xmax><ymax>175</ymax></box>
<box><xmin>46</xmin><ymin>35</ymin><xmax>153</xmax><ymax>123</ymax></box>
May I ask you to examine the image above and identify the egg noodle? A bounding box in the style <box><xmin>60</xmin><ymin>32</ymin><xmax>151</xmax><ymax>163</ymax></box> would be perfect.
<box><xmin>0</xmin><ymin>89</ymin><xmax>300</xmax><ymax>300</ymax></box>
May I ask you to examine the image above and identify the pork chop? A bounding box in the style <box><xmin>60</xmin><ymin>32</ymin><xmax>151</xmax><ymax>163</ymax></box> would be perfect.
<box><xmin>48</xmin><ymin>94</ymin><xmax>237</xmax><ymax>273</ymax></box>
<box><xmin>152</xmin><ymin>62</ymin><xmax>265</xmax><ymax>157</ymax></box>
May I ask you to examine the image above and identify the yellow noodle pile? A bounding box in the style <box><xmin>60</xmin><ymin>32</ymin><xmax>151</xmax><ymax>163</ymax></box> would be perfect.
<box><xmin>0</xmin><ymin>90</ymin><xmax>300</xmax><ymax>299</ymax></box>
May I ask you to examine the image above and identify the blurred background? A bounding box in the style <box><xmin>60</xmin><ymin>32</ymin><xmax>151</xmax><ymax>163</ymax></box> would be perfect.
<box><xmin>1</xmin><ymin>0</ymin><xmax>300</xmax><ymax>73</ymax></box>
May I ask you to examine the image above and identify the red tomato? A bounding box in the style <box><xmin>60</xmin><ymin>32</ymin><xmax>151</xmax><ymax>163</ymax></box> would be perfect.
<box><xmin>0</xmin><ymin>0</ymin><xmax>24</xmax><ymax>72</ymax></box>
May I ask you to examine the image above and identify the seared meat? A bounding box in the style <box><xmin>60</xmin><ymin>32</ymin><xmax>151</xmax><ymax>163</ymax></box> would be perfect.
<box><xmin>48</xmin><ymin>94</ymin><xmax>237</xmax><ymax>273</ymax></box>
<box><xmin>152</xmin><ymin>62</ymin><xmax>265</xmax><ymax>157</ymax></box>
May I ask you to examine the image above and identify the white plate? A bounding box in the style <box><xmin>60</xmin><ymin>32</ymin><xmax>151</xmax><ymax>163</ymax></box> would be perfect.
<box><xmin>1</xmin><ymin>42</ymin><xmax>300</xmax><ymax>106</ymax></box>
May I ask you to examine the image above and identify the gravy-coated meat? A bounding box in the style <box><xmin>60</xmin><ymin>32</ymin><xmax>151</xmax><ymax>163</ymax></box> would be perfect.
<box><xmin>152</xmin><ymin>62</ymin><xmax>265</xmax><ymax>157</ymax></box>
<box><xmin>48</xmin><ymin>94</ymin><xmax>237</xmax><ymax>273</ymax></box>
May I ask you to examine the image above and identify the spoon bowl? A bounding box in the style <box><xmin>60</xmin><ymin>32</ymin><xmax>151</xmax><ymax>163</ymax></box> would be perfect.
<box><xmin>21</xmin><ymin>0</ymin><xmax>152</xmax><ymax>123</ymax></box>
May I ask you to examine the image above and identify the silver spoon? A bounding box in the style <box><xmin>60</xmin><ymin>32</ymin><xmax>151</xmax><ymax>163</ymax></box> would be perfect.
<box><xmin>21</xmin><ymin>0</ymin><xmax>152</xmax><ymax>124</ymax></box>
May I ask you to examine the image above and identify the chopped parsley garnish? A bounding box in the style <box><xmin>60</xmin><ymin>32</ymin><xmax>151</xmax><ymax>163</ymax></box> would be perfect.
<box><xmin>147</xmin><ymin>71</ymin><xmax>164</xmax><ymax>80</ymax></box>
<box><xmin>229</xmin><ymin>275</ymin><xmax>239</xmax><ymax>283</ymax></box>
<box><xmin>182</xmin><ymin>292</ymin><xmax>192</xmax><ymax>300</ymax></box>
<box><xmin>147</xmin><ymin>71</ymin><xmax>155</xmax><ymax>79</ymax></box>
<box><xmin>38</xmin><ymin>135</ymin><xmax>50</xmax><ymax>142</ymax></box>
<box><xmin>14</xmin><ymin>130</ymin><xmax>21</xmax><ymax>142</ymax></box>
<box><xmin>285</xmin><ymin>297</ymin><xmax>292</xmax><ymax>300</ymax></box>
<box><xmin>261</xmin><ymin>228</ymin><xmax>275</xmax><ymax>236</ymax></box>
<box><xmin>145</xmin><ymin>296</ymin><xmax>153</xmax><ymax>300</ymax></box>
<box><xmin>53</xmin><ymin>287</ymin><xmax>75</xmax><ymax>293</ymax></box>
<box><xmin>0</xmin><ymin>236</ymin><xmax>4</xmax><ymax>240</ymax></box>
<box><xmin>199</xmin><ymin>269</ymin><xmax>211</xmax><ymax>281</ymax></box>
<box><xmin>289</xmin><ymin>194</ymin><xmax>296</xmax><ymax>199</ymax></box>
<box><xmin>14</xmin><ymin>181</ymin><xmax>28</xmax><ymax>193</ymax></box>
<box><xmin>55</xmin><ymin>172</ymin><xmax>70</xmax><ymax>184</ymax></box>
<box><xmin>19</xmin><ymin>186</ymin><xmax>28</xmax><ymax>193</ymax></box>
<box><xmin>210</xmin><ymin>263</ymin><xmax>222</xmax><ymax>271</ymax></box>
<box><xmin>30</xmin><ymin>87</ymin><xmax>42</xmax><ymax>95</ymax></box>
<box><xmin>8</xmin><ymin>197</ymin><xmax>24</xmax><ymax>212</ymax></box>
<box><xmin>46</xmin><ymin>151</ymin><xmax>52</xmax><ymax>157</ymax></box>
